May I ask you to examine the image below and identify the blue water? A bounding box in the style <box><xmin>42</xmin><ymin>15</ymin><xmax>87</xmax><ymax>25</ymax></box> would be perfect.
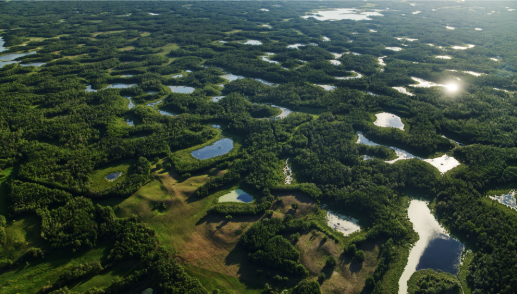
<box><xmin>416</xmin><ymin>235</ymin><xmax>464</xmax><ymax>275</ymax></box>
<box><xmin>85</xmin><ymin>85</ymin><xmax>97</xmax><ymax>92</ymax></box>
<box><xmin>191</xmin><ymin>138</ymin><xmax>234</xmax><ymax>159</ymax></box>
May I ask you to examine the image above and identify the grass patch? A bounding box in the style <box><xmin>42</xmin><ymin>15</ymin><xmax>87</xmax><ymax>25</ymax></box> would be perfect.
<box><xmin>157</xmin><ymin>43</ymin><xmax>179</xmax><ymax>56</ymax></box>
<box><xmin>458</xmin><ymin>251</ymin><xmax>474</xmax><ymax>294</ymax></box>
<box><xmin>297</xmin><ymin>106</ymin><xmax>327</xmax><ymax>118</ymax></box>
<box><xmin>89</xmin><ymin>159</ymin><xmax>135</xmax><ymax>192</ymax></box>
<box><xmin>184</xmin><ymin>265</ymin><xmax>264</xmax><ymax>294</ymax></box>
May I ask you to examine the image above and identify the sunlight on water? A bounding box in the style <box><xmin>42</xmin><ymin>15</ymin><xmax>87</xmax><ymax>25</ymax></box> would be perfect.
<box><xmin>219</xmin><ymin>189</ymin><xmax>254</xmax><ymax>203</ymax></box>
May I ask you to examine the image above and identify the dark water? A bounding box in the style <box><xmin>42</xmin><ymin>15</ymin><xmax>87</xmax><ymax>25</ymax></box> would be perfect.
<box><xmin>106</xmin><ymin>172</ymin><xmax>122</xmax><ymax>180</ymax></box>
<box><xmin>191</xmin><ymin>138</ymin><xmax>233</xmax><ymax>159</ymax></box>
<box><xmin>416</xmin><ymin>235</ymin><xmax>464</xmax><ymax>275</ymax></box>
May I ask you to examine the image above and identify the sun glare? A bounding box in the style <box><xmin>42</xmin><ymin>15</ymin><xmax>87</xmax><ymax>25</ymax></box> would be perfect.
<box><xmin>446</xmin><ymin>83</ymin><xmax>459</xmax><ymax>92</ymax></box>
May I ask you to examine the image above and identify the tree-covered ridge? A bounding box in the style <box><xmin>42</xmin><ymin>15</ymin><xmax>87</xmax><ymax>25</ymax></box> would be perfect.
<box><xmin>0</xmin><ymin>1</ymin><xmax>516</xmax><ymax>294</ymax></box>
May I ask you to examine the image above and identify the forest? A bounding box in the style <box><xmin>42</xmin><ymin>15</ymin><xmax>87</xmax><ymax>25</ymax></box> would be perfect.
<box><xmin>0</xmin><ymin>1</ymin><xmax>516</xmax><ymax>294</ymax></box>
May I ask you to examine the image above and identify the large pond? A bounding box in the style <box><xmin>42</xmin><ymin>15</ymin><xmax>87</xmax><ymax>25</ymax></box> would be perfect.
<box><xmin>0</xmin><ymin>51</ymin><xmax>37</xmax><ymax>68</ymax></box>
<box><xmin>489</xmin><ymin>190</ymin><xmax>517</xmax><ymax>210</ymax></box>
<box><xmin>374</xmin><ymin>112</ymin><xmax>404</xmax><ymax>130</ymax></box>
<box><xmin>219</xmin><ymin>189</ymin><xmax>254</xmax><ymax>203</ymax></box>
<box><xmin>302</xmin><ymin>8</ymin><xmax>383</xmax><ymax>21</ymax></box>
<box><xmin>323</xmin><ymin>206</ymin><xmax>361</xmax><ymax>236</ymax></box>
<box><xmin>191</xmin><ymin>138</ymin><xmax>234</xmax><ymax>160</ymax></box>
<box><xmin>357</xmin><ymin>132</ymin><xmax>460</xmax><ymax>172</ymax></box>
<box><xmin>169</xmin><ymin>86</ymin><xmax>195</xmax><ymax>93</ymax></box>
<box><xmin>398</xmin><ymin>200</ymin><xmax>464</xmax><ymax>294</ymax></box>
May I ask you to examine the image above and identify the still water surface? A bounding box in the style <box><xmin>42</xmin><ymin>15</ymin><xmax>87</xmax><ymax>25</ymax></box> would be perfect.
<box><xmin>191</xmin><ymin>138</ymin><xmax>234</xmax><ymax>159</ymax></box>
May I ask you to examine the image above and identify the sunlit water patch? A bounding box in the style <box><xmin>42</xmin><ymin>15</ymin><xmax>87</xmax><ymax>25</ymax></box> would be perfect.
<box><xmin>423</xmin><ymin>155</ymin><xmax>460</xmax><ymax>174</ymax></box>
<box><xmin>386</xmin><ymin>47</ymin><xmax>403</xmax><ymax>51</ymax></box>
<box><xmin>336</xmin><ymin>71</ymin><xmax>363</xmax><ymax>80</ymax></box>
<box><xmin>283</xmin><ymin>158</ymin><xmax>293</xmax><ymax>185</ymax></box>
<box><xmin>451</xmin><ymin>44</ymin><xmax>475</xmax><ymax>50</ymax></box>
<box><xmin>330</xmin><ymin>60</ymin><xmax>341</xmax><ymax>65</ymax></box>
<box><xmin>242</xmin><ymin>40</ymin><xmax>262</xmax><ymax>45</ymax></box>
<box><xmin>126</xmin><ymin>119</ymin><xmax>134</xmax><ymax>126</ymax></box>
<box><xmin>106</xmin><ymin>172</ymin><xmax>123</xmax><ymax>181</ymax></box>
<box><xmin>378</xmin><ymin>56</ymin><xmax>387</xmax><ymax>66</ymax></box>
<box><xmin>85</xmin><ymin>85</ymin><xmax>97</xmax><ymax>92</ymax></box>
<box><xmin>219</xmin><ymin>189</ymin><xmax>254</xmax><ymax>203</ymax></box>
<box><xmin>356</xmin><ymin>132</ymin><xmax>418</xmax><ymax>164</ymax></box>
<box><xmin>323</xmin><ymin>36</ymin><xmax>330</xmax><ymax>41</ymax></box>
<box><xmin>211</xmin><ymin>96</ymin><xmax>225</xmax><ymax>102</ymax></box>
<box><xmin>0</xmin><ymin>51</ymin><xmax>37</xmax><ymax>68</ymax></box>
<box><xmin>261</xmin><ymin>52</ymin><xmax>279</xmax><ymax>64</ymax></box>
<box><xmin>489</xmin><ymin>191</ymin><xmax>517</xmax><ymax>210</ymax></box>
<box><xmin>323</xmin><ymin>206</ymin><xmax>361</xmax><ymax>236</ymax></box>
<box><xmin>475</xmin><ymin>28</ymin><xmax>482</xmax><ymax>31</ymax></box>
<box><xmin>332</xmin><ymin>53</ymin><xmax>343</xmax><ymax>58</ymax></box>
<box><xmin>147</xmin><ymin>99</ymin><xmax>163</xmax><ymax>108</ymax></box>
<box><xmin>106</xmin><ymin>83</ymin><xmax>136</xmax><ymax>89</ymax></box>
<box><xmin>302</xmin><ymin>8</ymin><xmax>384</xmax><ymax>21</ymax></box>
<box><xmin>287</xmin><ymin>43</ymin><xmax>305</xmax><ymax>49</ymax></box>
<box><xmin>374</xmin><ymin>112</ymin><xmax>404</xmax><ymax>130</ymax></box>
<box><xmin>393</xmin><ymin>87</ymin><xmax>414</xmax><ymax>96</ymax></box>
<box><xmin>20</xmin><ymin>62</ymin><xmax>45</xmax><ymax>67</ymax></box>
<box><xmin>445</xmin><ymin>26</ymin><xmax>455</xmax><ymax>30</ymax></box>
<box><xmin>317</xmin><ymin>84</ymin><xmax>336</xmax><ymax>91</ymax></box>
<box><xmin>191</xmin><ymin>138</ymin><xmax>234</xmax><ymax>160</ymax></box>
<box><xmin>436</xmin><ymin>56</ymin><xmax>452</xmax><ymax>59</ymax></box>
<box><xmin>169</xmin><ymin>86</ymin><xmax>195</xmax><ymax>93</ymax></box>
<box><xmin>399</xmin><ymin>200</ymin><xmax>464</xmax><ymax>294</ymax></box>
<box><xmin>269</xmin><ymin>105</ymin><xmax>293</xmax><ymax>119</ymax></box>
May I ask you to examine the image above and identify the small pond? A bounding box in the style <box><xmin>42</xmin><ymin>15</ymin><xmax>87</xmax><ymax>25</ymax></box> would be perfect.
<box><xmin>323</xmin><ymin>206</ymin><xmax>361</xmax><ymax>236</ymax></box>
<box><xmin>219</xmin><ymin>189</ymin><xmax>254</xmax><ymax>203</ymax></box>
<box><xmin>169</xmin><ymin>86</ymin><xmax>195</xmax><ymax>94</ymax></box>
<box><xmin>436</xmin><ymin>56</ymin><xmax>452</xmax><ymax>59</ymax></box>
<box><xmin>124</xmin><ymin>96</ymin><xmax>135</xmax><ymax>109</ymax></box>
<box><xmin>261</xmin><ymin>52</ymin><xmax>279</xmax><ymax>64</ymax></box>
<box><xmin>191</xmin><ymin>138</ymin><xmax>234</xmax><ymax>160</ymax></box>
<box><xmin>398</xmin><ymin>199</ymin><xmax>464</xmax><ymax>294</ymax></box>
<box><xmin>147</xmin><ymin>99</ymin><xmax>163</xmax><ymax>108</ymax></box>
<box><xmin>422</xmin><ymin>155</ymin><xmax>460</xmax><ymax>174</ymax></box>
<box><xmin>260</xmin><ymin>8</ymin><xmax>269</xmax><ymax>12</ymax></box>
<box><xmin>222</xmin><ymin>73</ymin><xmax>244</xmax><ymax>82</ymax></box>
<box><xmin>242</xmin><ymin>40</ymin><xmax>262</xmax><ymax>45</ymax></box>
<box><xmin>20</xmin><ymin>62</ymin><xmax>45</xmax><ymax>67</ymax></box>
<box><xmin>489</xmin><ymin>191</ymin><xmax>517</xmax><ymax>210</ymax></box>
<box><xmin>331</xmin><ymin>52</ymin><xmax>342</xmax><ymax>58</ymax></box>
<box><xmin>378</xmin><ymin>56</ymin><xmax>387</xmax><ymax>66</ymax></box>
<box><xmin>287</xmin><ymin>43</ymin><xmax>305</xmax><ymax>49</ymax></box>
<box><xmin>451</xmin><ymin>44</ymin><xmax>475</xmax><ymax>50</ymax></box>
<box><xmin>302</xmin><ymin>8</ymin><xmax>383</xmax><ymax>21</ymax></box>
<box><xmin>323</xmin><ymin>36</ymin><xmax>330</xmax><ymax>41</ymax></box>
<box><xmin>386</xmin><ymin>47</ymin><xmax>403</xmax><ymax>51</ymax></box>
<box><xmin>126</xmin><ymin>119</ymin><xmax>134</xmax><ymax>126</ymax></box>
<box><xmin>211</xmin><ymin>96</ymin><xmax>225</xmax><ymax>102</ymax></box>
<box><xmin>0</xmin><ymin>51</ymin><xmax>37</xmax><ymax>68</ymax></box>
<box><xmin>330</xmin><ymin>60</ymin><xmax>341</xmax><ymax>65</ymax></box>
<box><xmin>85</xmin><ymin>85</ymin><xmax>97</xmax><ymax>92</ymax></box>
<box><xmin>171</xmin><ymin>74</ymin><xmax>183</xmax><ymax>78</ymax></box>
<box><xmin>283</xmin><ymin>158</ymin><xmax>293</xmax><ymax>184</ymax></box>
<box><xmin>445</xmin><ymin>26</ymin><xmax>455</xmax><ymax>30</ymax></box>
<box><xmin>158</xmin><ymin>110</ymin><xmax>175</xmax><ymax>116</ymax></box>
<box><xmin>317</xmin><ymin>84</ymin><xmax>336</xmax><ymax>91</ymax></box>
<box><xmin>106</xmin><ymin>83</ymin><xmax>136</xmax><ymax>89</ymax></box>
<box><xmin>106</xmin><ymin>172</ymin><xmax>123</xmax><ymax>181</ymax></box>
<box><xmin>374</xmin><ymin>112</ymin><xmax>404</xmax><ymax>130</ymax></box>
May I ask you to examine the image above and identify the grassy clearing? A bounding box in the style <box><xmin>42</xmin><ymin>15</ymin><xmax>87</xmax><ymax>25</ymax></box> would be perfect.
<box><xmin>184</xmin><ymin>265</ymin><xmax>263</xmax><ymax>294</ymax></box>
<box><xmin>140</xmin><ymin>31</ymin><xmax>151</xmax><ymax>37</ymax></box>
<box><xmin>0</xmin><ymin>244</ymin><xmax>118</xmax><ymax>294</ymax></box>
<box><xmin>118</xmin><ymin>46</ymin><xmax>134</xmax><ymax>51</ymax></box>
<box><xmin>91</xmin><ymin>30</ymin><xmax>125</xmax><ymax>37</ymax></box>
<box><xmin>89</xmin><ymin>159</ymin><xmax>135</xmax><ymax>192</ymax></box>
<box><xmin>297</xmin><ymin>106</ymin><xmax>327</xmax><ymax>119</ymax></box>
<box><xmin>157</xmin><ymin>43</ymin><xmax>179</xmax><ymax>56</ymax></box>
<box><xmin>458</xmin><ymin>251</ymin><xmax>474</xmax><ymax>294</ymax></box>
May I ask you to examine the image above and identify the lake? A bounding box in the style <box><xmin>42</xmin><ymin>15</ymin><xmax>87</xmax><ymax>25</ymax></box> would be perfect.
<box><xmin>398</xmin><ymin>200</ymin><xmax>464</xmax><ymax>294</ymax></box>
<box><xmin>191</xmin><ymin>138</ymin><xmax>234</xmax><ymax>159</ymax></box>
<box><xmin>0</xmin><ymin>51</ymin><xmax>37</xmax><ymax>68</ymax></box>
<box><xmin>219</xmin><ymin>189</ymin><xmax>254</xmax><ymax>203</ymax></box>
<box><xmin>302</xmin><ymin>8</ymin><xmax>383</xmax><ymax>21</ymax></box>
<box><xmin>489</xmin><ymin>190</ymin><xmax>517</xmax><ymax>210</ymax></box>
<box><xmin>106</xmin><ymin>172</ymin><xmax>123</xmax><ymax>181</ymax></box>
<box><xmin>323</xmin><ymin>206</ymin><xmax>361</xmax><ymax>236</ymax></box>
<box><xmin>374</xmin><ymin>112</ymin><xmax>404</xmax><ymax>130</ymax></box>
<box><xmin>168</xmin><ymin>86</ymin><xmax>195</xmax><ymax>93</ymax></box>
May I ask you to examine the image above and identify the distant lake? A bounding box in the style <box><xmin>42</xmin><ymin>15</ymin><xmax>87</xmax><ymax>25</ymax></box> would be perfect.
<box><xmin>169</xmin><ymin>86</ymin><xmax>195</xmax><ymax>93</ymax></box>
<box><xmin>191</xmin><ymin>138</ymin><xmax>234</xmax><ymax>159</ymax></box>
<box><xmin>219</xmin><ymin>189</ymin><xmax>254</xmax><ymax>203</ymax></box>
<box><xmin>302</xmin><ymin>8</ymin><xmax>384</xmax><ymax>21</ymax></box>
<box><xmin>398</xmin><ymin>200</ymin><xmax>464</xmax><ymax>294</ymax></box>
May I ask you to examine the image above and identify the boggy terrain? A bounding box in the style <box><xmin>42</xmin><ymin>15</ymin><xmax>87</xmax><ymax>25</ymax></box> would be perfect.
<box><xmin>0</xmin><ymin>1</ymin><xmax>517</xmax><ymax>294</ymax></box>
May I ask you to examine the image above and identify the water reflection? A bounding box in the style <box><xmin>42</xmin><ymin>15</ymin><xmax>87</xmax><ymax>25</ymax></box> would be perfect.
<box><xmin>302</xmin><ymin>8</ymin><xmax>384</xmax><ymax>21</ymax></box>
<box><xmin>106</xmin><ymin>172</ymin><xmax>123</xmax><ymax>181</ymax></box>
<box><xmin>489</xmin><ymin>191</ymin><xmax>517</xmax><ymax>210</ymax></box>
<box><xmin>219</xmin><ymin>189</ymin><xmax>254</xmax><ymax>203</ymax></box>
<box><xmin>287</xmin><ymin>43</ymin><xmax>305</xmax><ymax>49</ymax></box>
<box><xmin>398</xmin><ymin>200</ymin><xmax>464</xmax><ymax>294</ymax></box>
<box><xmin>222</xmin><ymin>73</ymin><xmax>244</xmax><ymax>82</ymax></box>
<box><xmin>191</xmin><ymin>138</ymin><xmax>234</xmax><ymax>159</ymax></box>
<box><xmin>0</xmin><ymin>51</ymin><xmax>37</xmax><ymax>68</ymax></box>
<box><xmin>168</xmin><ymin>86</ymin><xmax>195</xmax><ymax>93</ymax></box>
<box><xmin>323</xmin><ymin>206</ymin><xmax>361</xmax><ymax>236</ymax></box>
<box><xmin>393</xmin><ymin>87</ymin><xmax>414</xmax><ymax>96</ymax></box>
<box><xmin>436</xmin><ymin>56</ymin><xmax>452</xmax><ymax>59</ymax></box>
<box><xmin>374</xmin><ymin>112</ymin><xmax>404</xmax><ymax>130</ymax></box>
<box><xmin>270</xmin><ymin>105</ymin><xmax>292</xmax><ymax>119</ymax></box>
